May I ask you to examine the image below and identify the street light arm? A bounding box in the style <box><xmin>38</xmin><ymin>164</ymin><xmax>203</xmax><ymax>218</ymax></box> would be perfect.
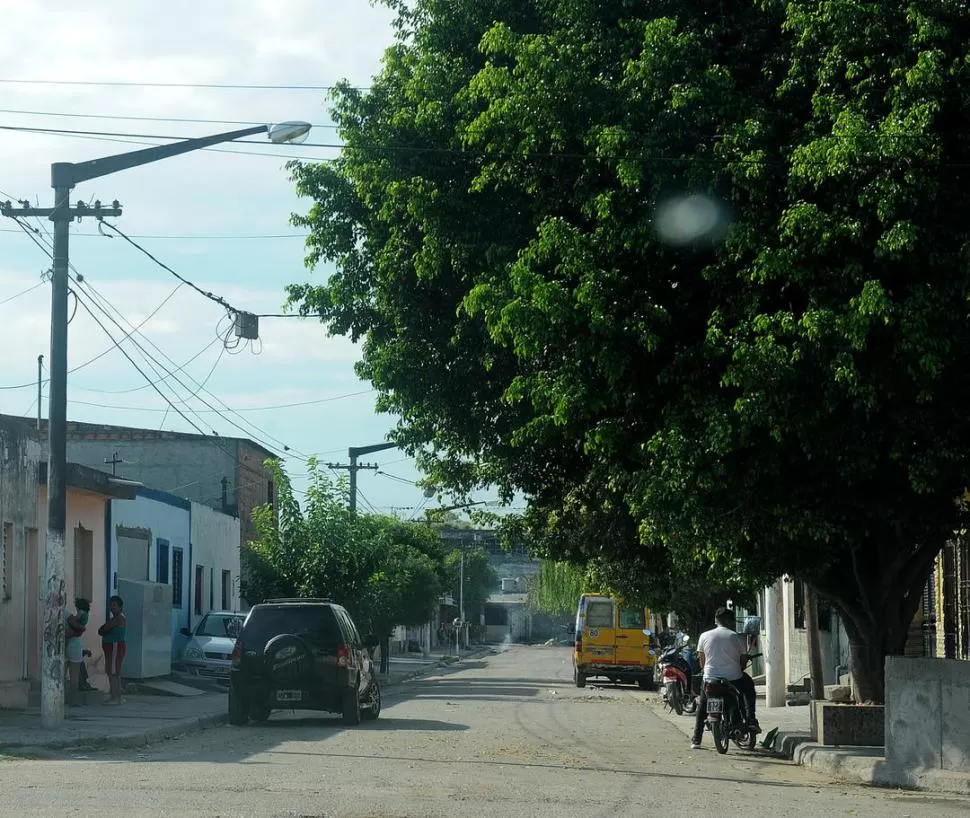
<box><xmin>348</xmin><ymin>442</ymin><xmax>397</xmax><ymax>457</ymax></box>
<box><xmin>55</xmin><ymin>124</ymin><xmax>270</xmax><ymax>187</ymax></box>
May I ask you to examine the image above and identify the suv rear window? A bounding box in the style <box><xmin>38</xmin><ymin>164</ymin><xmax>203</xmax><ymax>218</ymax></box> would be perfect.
<box><xmin>242</xmin><ymin>605</ymin><xmax>342</xmax><ymax>650</ymax></box>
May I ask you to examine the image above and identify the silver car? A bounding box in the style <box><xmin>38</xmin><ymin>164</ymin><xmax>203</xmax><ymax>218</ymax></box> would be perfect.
<box><xmin>180</xmin><ymin>612</ymin><xmax>244</xmax><ymax>680</ymax></box>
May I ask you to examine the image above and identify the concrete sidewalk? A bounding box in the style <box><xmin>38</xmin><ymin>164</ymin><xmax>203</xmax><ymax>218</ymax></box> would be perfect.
<box><xmin>645</xmin><ymin>689</ymin><xmax>970</xmax><ymax>796</ymax></box>
<box><xmin>0</xmin><ymin>645</ymin><xmax>492</xmax><ymax>756</ymax></box>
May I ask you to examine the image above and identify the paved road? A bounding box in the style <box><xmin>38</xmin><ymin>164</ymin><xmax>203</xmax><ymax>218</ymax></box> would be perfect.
<box><xmin>0</xmin><ymin>646</ymin><xmax>966</xmax><ymax>817</ymax></box>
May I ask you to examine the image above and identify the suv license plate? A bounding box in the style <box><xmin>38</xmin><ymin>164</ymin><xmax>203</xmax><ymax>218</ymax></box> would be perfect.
<box><xmin>707</xmin><ymin>697</ymin><xmax>723</xmax><ymax>713</ymax></box>
<box><xmin>277</xmin><ymin>689</ymin><xmax>302</xmax><ymax>702</ymax></box>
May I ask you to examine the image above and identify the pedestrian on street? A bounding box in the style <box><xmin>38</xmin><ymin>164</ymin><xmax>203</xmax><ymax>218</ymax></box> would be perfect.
<box><xmin>65</xmin><ymin>597</ymin><xmax>90</xmax><ymax>706</ymax></box>
<box><xmin>98</xmin><ymin>595</ymin><xmax>127</xmax><ymax>705</ymax></box>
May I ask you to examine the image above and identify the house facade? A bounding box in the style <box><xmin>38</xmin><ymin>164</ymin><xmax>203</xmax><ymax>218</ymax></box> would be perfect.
<box><xmin>106</xmin><ymin>488</ymin><xmax>240</xmax><ymax>659</ymax></box>
<box><xmin>17</xmin><ymin>417</ymin><xmax>276</xmax><ymax>559</ymax></box>
<box><xmin>0</xmin><ymin>416</ymin><xmax>138</xmax><ymax>707</ymax></box>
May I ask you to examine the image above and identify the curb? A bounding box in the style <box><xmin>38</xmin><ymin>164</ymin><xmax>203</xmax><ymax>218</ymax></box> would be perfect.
<box><xmin>383</xmin><ymin>646</ymin><xmax>494</xmax><ymax>689</ymax></box>
<box><xmin>0</xmin><ymin>712</ymin><xmax>229</xmax><ymax>755</ymax></box>
<box><xmin>776</xmin><ymin>729</ymin><xmax>970</xmax><ymax>797</ymax></box>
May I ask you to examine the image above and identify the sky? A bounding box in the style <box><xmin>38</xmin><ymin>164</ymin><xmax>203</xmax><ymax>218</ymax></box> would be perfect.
<box><xmin>0</xmin><ymin>1</ymin><xmax>498</xmax><ymax>520</ymax></box>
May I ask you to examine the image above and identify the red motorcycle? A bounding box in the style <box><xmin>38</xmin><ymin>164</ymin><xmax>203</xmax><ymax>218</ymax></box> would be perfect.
<box><xmin>656</xmin><ymin>632</ymin><xmax>700</xmax><ymax>715</ymax></box>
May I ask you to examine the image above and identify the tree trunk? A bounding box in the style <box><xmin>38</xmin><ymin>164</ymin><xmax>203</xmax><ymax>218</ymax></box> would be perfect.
<box><xmin>380</xmin><ymin>635</ymin><xmax>390</xmax><ymax>674</ymax></box>
<box><xmin>803</xmin><ymin>583</ymin><xmax>825</xmax><ymax>700</ymax></box>
<box><xmin>837</xmin><ymin>559</ymin><xmax>934</xmax><ymax>703</ymax></box>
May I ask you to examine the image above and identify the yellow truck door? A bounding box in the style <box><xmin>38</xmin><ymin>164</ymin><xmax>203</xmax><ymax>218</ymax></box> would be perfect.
<box><xmin>578</xmin><ymin>595</ymin><xmax>616</xmax><ymax>666</ymax></box>
<box><xmin>615</xmin><ymin>604</ymin><xmax>652</xmax><ymax>668</ymax></box>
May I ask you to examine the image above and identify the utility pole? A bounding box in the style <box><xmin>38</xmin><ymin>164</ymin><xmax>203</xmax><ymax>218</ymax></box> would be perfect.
<box><xmin>0</xmin><ymin>120</ymin><xmax>311</xmax><ymax>728</ymax></box>
<box><xmin>104</xmin><ymin>452</ymin><xmax>125</xmax><ymax>477</ymax></box>
<box><xmin>327</xmin><ymin>441</ymin><xmax>396</xmax><ymax>518</ymax></box>
<box><xmin>804</xmin><ymin>583</ymin><xmax>825</xmax><ymax>700</ymax></box>
<box><xmin>4</xmin><ymin>198</ymin><xmax>120</xmax><ymax>728</ymax></box>
<box><xmin>37</xmin><ymin>354</ymin><xmax>43</xmax><ymax>431</ymax></box>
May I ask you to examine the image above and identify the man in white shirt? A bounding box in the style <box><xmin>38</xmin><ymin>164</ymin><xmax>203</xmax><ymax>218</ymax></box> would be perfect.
<box><xmin>690</xmin><ymin>607</ymin><xmax>758</xmax><ymax>749</ymax></box>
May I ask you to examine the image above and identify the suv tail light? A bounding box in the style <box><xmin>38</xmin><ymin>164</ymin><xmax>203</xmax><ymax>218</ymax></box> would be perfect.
<box><xmin>337</xmin><ymin>646</ymin><xmax>351</xmax><ymax>668</ymax></box>
<box><xmin>231</xmin><ymin>641</ymin><xmax>242</xmax><ymax>668</ymax></box>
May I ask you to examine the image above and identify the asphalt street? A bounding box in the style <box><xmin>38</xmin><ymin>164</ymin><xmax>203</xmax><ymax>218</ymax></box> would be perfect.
<box><xmin>0</xmin><ymin>645</ymin><xmax>965</xmax><ymax>817</ymax></box>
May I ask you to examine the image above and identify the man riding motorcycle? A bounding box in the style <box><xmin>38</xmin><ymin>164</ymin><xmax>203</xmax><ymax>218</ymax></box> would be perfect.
<box><xmin>690</xmin><ymin>607</ymin><xmax>759</xmax><ymax>750</ymax></box>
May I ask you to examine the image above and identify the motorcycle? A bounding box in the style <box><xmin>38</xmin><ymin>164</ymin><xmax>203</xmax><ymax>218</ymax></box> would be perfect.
<box><xmin>703</xmin><ymin>653</ymin><xmax>762</xmax><ymax>754</ymax></box>
<box><xmin>653</xmin><ymin>631</ymin><xmax>700</xmax><ymax>715</ymax></box>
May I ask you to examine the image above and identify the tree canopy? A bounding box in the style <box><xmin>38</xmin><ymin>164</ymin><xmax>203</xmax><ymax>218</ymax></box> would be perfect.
<box><xmin>288</xmin><ymin>0</ymin><xmax>970</xmax><ymax>701</ymax></box>
<box><xmin>243</xmin><ymin>460</ymin><xmax>446</xmax><ymax>641</ymax></box>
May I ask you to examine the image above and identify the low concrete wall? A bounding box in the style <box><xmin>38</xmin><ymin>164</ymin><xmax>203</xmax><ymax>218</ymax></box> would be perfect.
<box><xmin>886</xmin><ymin>656</ymin><xmax>970</xmax><ymax>773</ymax></box>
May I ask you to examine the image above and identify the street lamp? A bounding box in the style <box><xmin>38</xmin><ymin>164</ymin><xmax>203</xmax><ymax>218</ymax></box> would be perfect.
<box><xmin>2</xmin><ymin>120</ymin><xmax>311</xmax><ymax>727</ymax></box>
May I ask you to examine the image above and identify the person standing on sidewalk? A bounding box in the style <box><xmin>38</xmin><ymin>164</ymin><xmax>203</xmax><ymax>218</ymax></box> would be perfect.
<box><xmin>65</xmin><ymin>597</ymin><xmax>90</xmax><ymax>706</ymax></box>
<box><xmin>98</xmin><ymin>595</ymin><xmax>127</xmax><ymax>705</ymax></box>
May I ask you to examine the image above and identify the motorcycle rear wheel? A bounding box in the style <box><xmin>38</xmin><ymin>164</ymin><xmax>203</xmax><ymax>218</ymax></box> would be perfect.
<box><xmin>711</xmin><ymin>720</ymin><xmax>729</xmax><ymax>754</ymax></box>
<box><xmin>683</xmin><ymin>697</ymin><xmax>697</xmax><ymax>715</ymax></box>
<box><xmin>664</xmin><ymin>681</ymin><xmax>683</xmax><ymax>715</ymax></box>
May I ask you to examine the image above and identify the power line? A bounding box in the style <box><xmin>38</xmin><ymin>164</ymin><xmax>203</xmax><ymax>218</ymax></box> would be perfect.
<box><xmin>70</xmin><ymin>337</ymin><xmax>222</xmax><ymax>395</ymax></box>
<box><xmin>0</xmin><ymin>213</ymin><xmax>184</xmax><ymax>390</ymax></box>
<box><xmin>7</xmin><ymin>209</ymin><xmax>310</xmax><ymax>461</ymax></box>
<box><xmin>100</xmin><ymin>220</ymin><xmax>239</xmax><ymax>313</ymax></box>
<box><xmin>0</xmin><ymin>227</ymin><xmax>305</xmax><ymax>240</ymax></box>
<box><xmin>73</xmin><ymin>275</ymin><xmax>309</xmax><ymax>461</ymax></box>
<box><xmin>0</xmin><ymin>107</ymin><xmax>339</xmax><ymax>130</ymax></box>
<box><xmin>0</xmin><ymin>127</ymin><xmax>333</xmax><ymax>163</ymax></box>
<box><xmin>0</xmin><ymin>78</ymin><xmax>367</xmax><ymax>91</ymax></box>
<box><xmin>98</xmin><ymin>221</ymin><xmax>314</xmax><ymax>320</ymax></box>
<box><xmin>0</xmin><ymin>279</ymin><xmax>45</xmax><ymax>305</ymax></box>
<box><xmin>63</xmin><ymin>388</ymin><xmax>377</xmax><ymax>411</ymax></box>
<box><xmin>71</xmin><ymin>289</ymin><xmax>219</xmax><ymax>442</ymax></box>
<box><xmin>0</xmin><ymin>123</ymin><xmax>346</xmax><ymax>151</ymax></box>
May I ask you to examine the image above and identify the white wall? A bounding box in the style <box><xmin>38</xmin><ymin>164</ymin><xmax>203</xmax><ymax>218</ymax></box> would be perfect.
<box><xmin>109</xmin><ymin>491</ymin><xmax>191</xmax><ymax>655</ymax></box>
<box><xmin>190</xmin><ymin>501</ymin><xmax>240</xmax><ymax>627</ymax></box>
<box><xmin>781</xmin><ymin>578</ymin><xmax>841</xmax><ymax>686</ymax></box>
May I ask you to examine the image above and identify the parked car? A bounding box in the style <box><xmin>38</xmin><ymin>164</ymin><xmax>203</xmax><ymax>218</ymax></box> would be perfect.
<box><xmin>228</xmin><ymin>598</ymin><xmax>381</xmax><ymax>726</ymax></box>
<box><xmin>180</xmin><ymin>611</ymin><xmax>245</xmax><ymax>682</ymax></box>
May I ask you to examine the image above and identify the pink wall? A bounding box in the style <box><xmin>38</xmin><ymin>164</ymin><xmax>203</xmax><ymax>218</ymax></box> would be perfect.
<box><xmin>32</xmin><ymin>487</ymin><xmax>109</xmax><ymax>688</ymax></box>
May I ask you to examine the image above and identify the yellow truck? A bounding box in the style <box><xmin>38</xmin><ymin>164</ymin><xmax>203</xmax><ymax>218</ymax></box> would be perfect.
<box><xmin>572</xmin><ymin>593</ymin><xmax>658</xmax><ymax>689</ymax></box>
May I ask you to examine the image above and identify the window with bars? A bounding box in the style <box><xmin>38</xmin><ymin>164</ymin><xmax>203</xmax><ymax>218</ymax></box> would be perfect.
<box><xmin>792</xmin><ymin>579</ymin><xmax>832</xmax><ymax>631</ymax></box>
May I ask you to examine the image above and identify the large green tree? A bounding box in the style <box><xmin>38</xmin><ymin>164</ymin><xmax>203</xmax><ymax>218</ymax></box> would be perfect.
<box><xmin>288</xmin><ymin>1</ymin><xmax>970</xmax><ymax>701</ymax></box>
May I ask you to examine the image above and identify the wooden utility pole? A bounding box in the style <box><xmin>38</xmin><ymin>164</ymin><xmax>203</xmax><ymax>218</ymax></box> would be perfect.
<box><xmin>804</xmin><ymin>583</ymin><xmax>825</xmax><ymax>700</ymax></box>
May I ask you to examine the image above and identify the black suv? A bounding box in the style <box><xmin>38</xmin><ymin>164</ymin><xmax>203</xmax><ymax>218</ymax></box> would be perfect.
<box><xmin>228</xmin><ymin>598</ymin><xmax>381</xmax><ymax>726</ymax></box>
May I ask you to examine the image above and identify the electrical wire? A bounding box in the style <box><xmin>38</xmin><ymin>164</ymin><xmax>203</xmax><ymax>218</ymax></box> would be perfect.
<box><xmin>71</xmin><ymin>289</ymin><xmax>221</xmax><ymax>441</ymax></box>
<box><xmin>7</xmin><ymin>193</ymin><xmax>321</xmax><ymax>465</ymax></box>
<box><xmin>376</xmin><ymin>469</ymin><xmax>420</xmax><ymax>486</ymax></box>
<box><xmin>97</xmin><ymin>221</ymin><xmax>315</xmax><ymax>321</ymax></box>
<box><xmin>0</xmin><ymin>123</ymin><xmax>348</xmax><ymax>151</ymax></box>
<box><xmin>0</xmin><ymin>78</ymin><xmax>366</xmax><ymax>91</ymax></box>
<box><xmin>72</xmin><ymin>275</ymin><xmax>309</xmax><ymax>461</ymax></box>
<box><xmin>99</xmin><ymin>220</ymin><xmax>239</xmax><ymax>313</ymax></box>
<box><xmin>0</xmin><ymin>279</ymin><xmax>46</xmax><ymax>305</ymax></box>
<box><xmin>0</xmin><ymin>127</ymin><xmax>332</xmax><ymax>163</ymax></box>
<box><xmin>0</xmin><ymin>122</ymin><xmax>950</xmax><ymax>166</ymax></box>
<box><xmin>70</xmin><ymin>337</ymin><xmax>222</xmax><ymax>395</ymax></box>
<box><xmin>0</xmin><ymin>214</ymin><xmax>184</xmax><ymax>390</ymax></box>
<box><xmin>0</xmin><ymin>228</ymin><xmax>306</xmax><ymax>240</ymax></box>
<box><xmin>0</xmin><ymin>107</ymin><xmax>338</xmax><ymax>130</ymax></box>
<box><xmin>7</xmin><ymin>209</ymin><xmax>308</xmax><ymax>461</ymax></box>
